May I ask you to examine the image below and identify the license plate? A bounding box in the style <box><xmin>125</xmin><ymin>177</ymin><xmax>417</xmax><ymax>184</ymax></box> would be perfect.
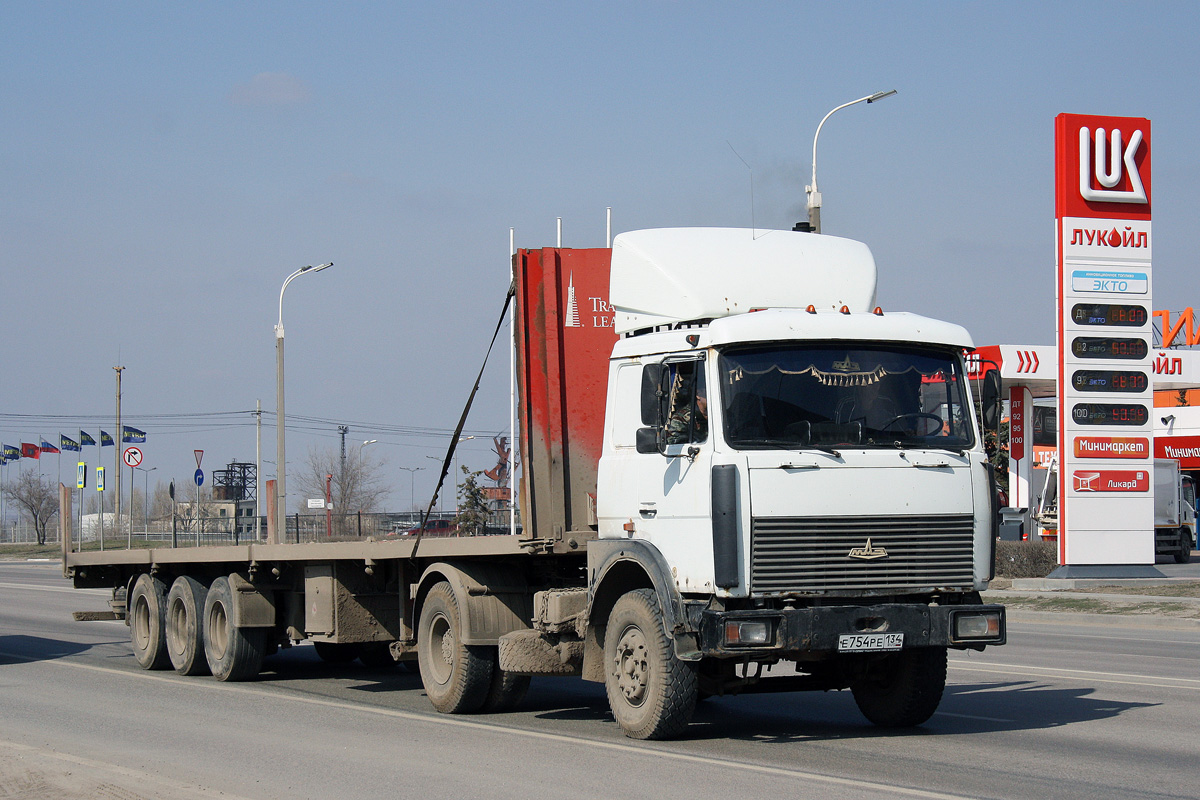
<box><xmin>837</xmin><ymin>633</ymin><xmax>904</xmax><ymax>652</ymax></box>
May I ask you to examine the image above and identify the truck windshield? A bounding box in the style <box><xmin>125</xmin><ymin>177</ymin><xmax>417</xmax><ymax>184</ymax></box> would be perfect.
<box><xmin>717</xmin><ymin>344</ymin><xmax>975</xmax><ymax>450</ymax></box>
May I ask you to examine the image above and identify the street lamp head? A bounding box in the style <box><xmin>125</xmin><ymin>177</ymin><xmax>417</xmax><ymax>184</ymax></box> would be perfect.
<box><xmin>311</xmin><ymin>262</ymin><xmax>334</xmax><ymax>272</ymax></box>
<box><xmin>866</xmin><ymin>89</ymin><xmax>898</xmax><ymax>103</ymax></box>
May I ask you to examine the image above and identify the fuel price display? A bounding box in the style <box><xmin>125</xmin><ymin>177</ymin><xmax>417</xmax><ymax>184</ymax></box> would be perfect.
<box><xmin>1071</xmin><ymin>370</ymin><xmax>1148</xmax><ymax>393</ymax></box>
<box><xmin>1071</xmin><ymin>403</ymin><xmax>1149</xmax><ymax>426</ymax></box>
<box><xmin>1070</xmin><ymin>303</ymin><xmax>1148</xmax><ymax>327</ymax></box>
<box><xmin>1070</xmin><ymin>337</ymin><xmax>1149</xmax><ymax>360</ymax></box>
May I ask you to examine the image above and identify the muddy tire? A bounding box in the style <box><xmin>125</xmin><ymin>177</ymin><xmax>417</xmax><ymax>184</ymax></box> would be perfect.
<box><xmin>203</xmin><ymin>576</ymin><xmax>265</xmax><ymax>682</ymax></box>
<box><xmin>480</xmin><ymin>650</ymin><xmax>531</xmax><ymax>713</ymax></box>
<box><xmin>417</xmin><ymin>582</ymin><xmax>493</xmax><ymax>713</ymax></box>
<box><xmin>166</xmin><ymin>576</ymin><xmax>210</xmax><ymax>676</ymax></box>
<box><xmin>852</xmin><ymin>646</ymin><xmax>947</xmax><ymax>727</ymax></box>
<box><xmin>313</xmin><ymin>642</ymin><xmax>359</xmax><ymax>663</ymax></box>
<box><xmin>1175</xmin><ymin>527</ymin><xmax>1193</xmax><ymax>564</ymax></box>
<box><xmin>603</xmin><ymin>589</ymin><xmax>697</xmax><ymax>740</ymax></box>
<box><xmin>129</xmin><ymin>574</ymin><xmax>171</xmax><ymax>670</ymax></box>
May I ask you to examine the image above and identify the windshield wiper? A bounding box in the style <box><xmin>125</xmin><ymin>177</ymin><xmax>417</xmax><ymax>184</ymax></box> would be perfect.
<box><xmin>735</xmin><ymin>438</ymin><xmax>842</xmax><ymax>458</ymax></box>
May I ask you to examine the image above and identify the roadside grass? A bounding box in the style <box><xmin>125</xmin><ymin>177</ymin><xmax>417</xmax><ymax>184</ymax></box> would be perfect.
<box><xmin>1067</xmin><ymin>583</ymin><xmax>1200</xmax><ymax>598</ymax></box>
<box><xmin>0</xmin><ymin>544</ymin><xmax>61</xmax><ymax>560</ymax></box>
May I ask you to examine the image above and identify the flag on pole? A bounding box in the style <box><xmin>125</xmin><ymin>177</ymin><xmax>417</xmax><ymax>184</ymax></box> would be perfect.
<box><xmin>39</xmin><ymin>438</ymin><xmax>60</xmax><ymax>454</ymax></box>
<box><xmin>79</xmin><ymin>431</ymin><xmax>96</xmax><ymax>446</ymax></box>
<box><xmin>2</xmin><ymin>444</ymin><xmax>19</xmax><ymax>460</ymax></box>
<box><xmin>99</xmin><ymin>431</ymin><xmax>114</xmax><ymax>447</ymax></box>
<box><xmin>20</xmin><ymin>443</ymin><xmax>40</xmax><ymax>459</ymax></box>
<box><xmin>60</xmin><ymin>435</ymin><xmax>81</xmax><ymax>452</ymax></box>
<box><xmin>122</xmin><ymin>425</ymin><xmax>147</xmax><ymax>443</ymax></box>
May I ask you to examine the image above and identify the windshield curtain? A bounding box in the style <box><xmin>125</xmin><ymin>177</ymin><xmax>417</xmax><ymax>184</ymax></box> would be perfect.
<box><xmin>718</xmin><ymin>344</ymin><xmax>975</xmax><ymax>450</ymax></box>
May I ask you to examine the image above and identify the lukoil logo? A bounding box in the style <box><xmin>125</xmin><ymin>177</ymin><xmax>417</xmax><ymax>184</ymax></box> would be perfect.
<box><xmin>1079</xmin><ymin>127</ymin><xmax>1147</xmax><ymax>204</ymax></box>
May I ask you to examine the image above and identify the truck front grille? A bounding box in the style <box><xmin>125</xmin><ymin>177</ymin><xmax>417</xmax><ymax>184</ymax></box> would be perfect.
<box><xmin>750</xmin><ymin>514</ymin><xmax>976</xmax><ymax>594</ymax></box>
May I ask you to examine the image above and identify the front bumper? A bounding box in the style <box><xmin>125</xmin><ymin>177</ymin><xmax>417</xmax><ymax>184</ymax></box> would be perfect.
<box><xmin>693</xmin><ymin>602</ymin><xmax>1006</xmax><ymax>657</ymax></box>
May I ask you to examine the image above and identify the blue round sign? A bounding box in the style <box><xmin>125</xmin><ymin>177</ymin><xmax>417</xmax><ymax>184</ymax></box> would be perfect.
<box><xmin>194</xmin><ymin>468</ymin><xmax>204</xmax><ymax>486</ymax></box>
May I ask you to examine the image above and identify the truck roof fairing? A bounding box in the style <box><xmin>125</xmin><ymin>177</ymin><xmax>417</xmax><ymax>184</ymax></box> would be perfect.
<box><xmin>610</xmin><ymin>228</ymin><xmax>877</xmax><ymax>335</ymax></box>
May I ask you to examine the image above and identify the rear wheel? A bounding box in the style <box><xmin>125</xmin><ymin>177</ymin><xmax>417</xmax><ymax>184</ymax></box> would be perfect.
<box><xmin>203</xmin><ymin>576</ymin><xmax>265</xmax><ymax>682</ymax></box>
<box><xmin>480</xmin><ymin>650</ymin><xmax>530</xmax><ymax>713</ymax></box>
<box><xmin>166</xmin><ymin>576</ymin><xmax>210</xmax><ymax>675</ymax></box>
<box><xmin>603</xmin><ymin>589</ymin><xmax>697</xmax><ymax>740</ymax></box>
<box><xmin>851</xmin><ymin>646</ymin><xmax>947</xmax><ymax>727</ymax></box>
<box><xmin>417</xmin><ymin>582</ymin><xmax>493</xmax><ymax>713</ymax></box>
<box><xmin>1175</xmin><ymin>527</ymin><xmax>1193</xmax><ymax>564</ymax></box>
<box><xmin>129</xmin><ymin>574</ymin><xmax>171</xmax><ymax>670</ymax></box>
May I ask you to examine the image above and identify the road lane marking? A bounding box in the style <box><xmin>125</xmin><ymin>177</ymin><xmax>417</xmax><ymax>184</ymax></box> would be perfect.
<box><xmin>949</xmin><ymin>660</ymin><xmax>1200</xmax><ymax>690</ymax></box>
<box><xmin>936</xmin><ymin>711</ymin><xmax>1014</xmax><ymax>723</ymax></box>
<box><xmin>0</xmin><ymin>581</ymin><xmax>107</xmax><ymax>595</ymax></box>
<box><xmin>0</xmin><ymin>650</ymin><xmax>979</xmax><ymax>800</ymax></box>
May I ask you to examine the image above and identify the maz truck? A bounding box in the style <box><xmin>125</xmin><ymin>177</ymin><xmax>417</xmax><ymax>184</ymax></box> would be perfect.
<box><xmin>65</xmin><ymin>227</ymin><xmax>1006</xmax><ymax>740</ymax></box>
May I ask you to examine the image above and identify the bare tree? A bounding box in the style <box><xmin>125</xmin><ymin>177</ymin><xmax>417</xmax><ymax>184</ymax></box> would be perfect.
<box><xmin>296</xmin><ymin>445</ymin><xmax>389</xmax><ymax>527</ymax></box>
<box><xmin>4</xmin><ymin>469</ymin><xmax>59</xmax><ymax>545</ymax></box>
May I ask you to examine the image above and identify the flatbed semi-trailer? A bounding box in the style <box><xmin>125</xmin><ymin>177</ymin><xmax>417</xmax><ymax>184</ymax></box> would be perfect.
<box><xmin>65</xmin><ymin>227</ymin><xmax>1006</xmax><ymax>739</ymax></box>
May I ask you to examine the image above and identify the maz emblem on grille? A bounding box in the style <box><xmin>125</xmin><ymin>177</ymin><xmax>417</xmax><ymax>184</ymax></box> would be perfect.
<box><xmin>847</xmin><ymin>538</ymin><xmax>888</xmax><ymax>560</ymax></box>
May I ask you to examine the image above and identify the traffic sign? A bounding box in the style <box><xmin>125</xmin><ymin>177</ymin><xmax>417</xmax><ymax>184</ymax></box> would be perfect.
<box><xmin>194</xmin><ymin>468</ymin><xmax>204</xmax><ymax>487</ymax></box>
<box><xmin>77</xmin><ymin>462</ymin><xmax>86</xmax><ymax>490</ymax></box>
<box><xmin>122</xmin><ymin>446</ymin><xmax>143</xmax><ymax>468</ymax></box>
<box><xmin>97</xmin><ymin>466</ymin><xmax>105</xmax><ymax>492</ymax></box>
<box><xmin>194</xmin><ymin>450</ymin><xmax>204</xmax><ymax>468</ymax></box>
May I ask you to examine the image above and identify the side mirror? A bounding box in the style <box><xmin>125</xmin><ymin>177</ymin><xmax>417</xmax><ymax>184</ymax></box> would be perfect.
<box><xmin>640</xmin><ymin>364</ymin><xmax>665</xmax><ymax>425</ymax></box>
<box><xmin>635</xmin><ymin>426</ymin><xmax>661</xmax><ymax>454</ymax></box>
<box><xmin>982</xmin><ymin>370</ymin><xmax>1001</xmax><ymax>429</ymax></box>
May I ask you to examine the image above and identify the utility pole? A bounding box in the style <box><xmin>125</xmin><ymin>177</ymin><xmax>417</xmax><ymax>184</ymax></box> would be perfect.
<box><xmin>114</xmin><ymin>365</ymin><xmax>124</xmax><ymax>545</ymax></box>
<box><xmin>255</xmin><ymin>400</ymin><xmax>262</xmax><ymax>541</ymax></box>
<box><xmin>338</xmin><ymin>425</ymin><xmax>349</xmax><ymax>476</ymax></box>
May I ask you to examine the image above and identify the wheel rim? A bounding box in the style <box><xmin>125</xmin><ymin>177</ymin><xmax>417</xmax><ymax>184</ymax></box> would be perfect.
<box><xmin>167</xmin><ymin>597</ymin><xmax>186</xmax><ymax>654</ymax></box>
<box><xmin>612</xmin><ymin>624</ymin><xmax>650</xmax><ymax>707</ymax></box>
<box><xmin>207</xmin><ymin>601</ymin><xmax>229</xmax><ymax>660</ymax></box>
<box><xmin>132</xmin><ymin>595</ymin><xmax>151</xmax><ymax>651</ymax></box>
<box><xmin>427</xmin><ymin>611</ymin><xmax>454</xmax><ymax>686</ymax></box>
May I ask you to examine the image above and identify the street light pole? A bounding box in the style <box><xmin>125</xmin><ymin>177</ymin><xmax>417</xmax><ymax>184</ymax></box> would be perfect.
<box><xmin>135</xmin><ymin>466</ymin><xmax>156</xmax><ymax>533</ymax></box>
<box><xmin>399</xmin><ymin>466</ymin><xmax>424</xmax><ymax>518</ymax></box>
<box><xmin>806</xmin><ymin>89</ymin><xmax>897</xmax><ymax>234</ymax></box>
<box><xmin>275</xmin><ymin>262</ymin><xmax>333</xmax><ymax>544</ymax></box>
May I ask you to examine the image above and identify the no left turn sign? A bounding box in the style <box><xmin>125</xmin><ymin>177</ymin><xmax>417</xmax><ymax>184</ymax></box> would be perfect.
<box><xmin>122</xmin><ymin>447</ymin><xmax>143</xmax><ymax>468</ymax></box>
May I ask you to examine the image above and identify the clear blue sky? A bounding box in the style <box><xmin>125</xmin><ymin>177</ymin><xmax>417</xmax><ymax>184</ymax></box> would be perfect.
<box><xmin>3</xmin><ymin>1</ymin><xmax>1199</xmax><ymax>511</ymax></box>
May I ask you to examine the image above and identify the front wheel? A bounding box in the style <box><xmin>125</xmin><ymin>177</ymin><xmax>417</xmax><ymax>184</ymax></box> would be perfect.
<box><xmin>851</xmin><ymin>646</ymin><xmax>947</xmax><ymax>727</ymax></box>
<box><xmin>603</xmin><ymin>589</ymin><xmax>697</xmax><ymax>740</ymax></box>
<box><xmin>1175</xmin><ymin>527</ymin><xmax>1193</xmax><ymax>564</ymax></box>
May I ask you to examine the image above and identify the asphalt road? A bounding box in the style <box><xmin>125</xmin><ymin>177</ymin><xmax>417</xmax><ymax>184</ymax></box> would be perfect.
<box><xmin>1</xmin><ymin>561</ymin><xmax>1198</xmax><ymax>800</ymax></box>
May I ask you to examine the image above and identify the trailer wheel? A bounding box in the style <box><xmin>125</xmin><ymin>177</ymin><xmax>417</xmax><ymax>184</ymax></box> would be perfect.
<box><xmin>603</xmin><ymin>589</ymin><xmax>697</xmax><ymax>740</ymax></box>
<box><xmin>166</xmin><ymin>576</ymin><xmax>210</xmax><ymax>676</ymax></box>
<box><xmin>313</xmin><ymin>642</ymin><xmax>358</xmax><ymax>663</ymax></box>
<box><xmin>203</xmin><ymin>577</ymin><xmax>265</xmax><ymax>682</ymax></box>
<box><xmin>129</xmin><ymin>574</ymin><xmax>171</xmax><ymax>670</ymax></box>
<box><xmin>480</xmin><ymin>651</ymin><xmax>530</xmax><ymax>713</ymax></box>
<box><xmin>417</xmin><ymin>582</ymin><xmax>493</xmax><ymax>713</ymax></box>
<box><xmin>852</xmin><ymin>646</ymin><xmax>947</xmax><ymax>727</ymax></box>
<box><xmin>1175</xmin><ymin>527</ymin><xmax>1193</xmax><ymax>564</ymax></box>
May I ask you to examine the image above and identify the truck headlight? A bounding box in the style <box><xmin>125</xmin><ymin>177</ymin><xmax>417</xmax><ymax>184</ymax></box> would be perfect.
<box><xmin>951</xmin><ymin>610</ymin><xmax>1003</xmax><ymax>641</ymax></box>
<box><xmin>724</xmin><ymin>619</ymin><xmax>772</xmax><ymax>646</ymax></box>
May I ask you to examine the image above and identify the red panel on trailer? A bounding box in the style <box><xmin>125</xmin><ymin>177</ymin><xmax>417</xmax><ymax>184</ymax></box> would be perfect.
<box><xmin>515</xmin><ymin>247</ymin><xmax>616</xmax><ymax>540</ymax></box>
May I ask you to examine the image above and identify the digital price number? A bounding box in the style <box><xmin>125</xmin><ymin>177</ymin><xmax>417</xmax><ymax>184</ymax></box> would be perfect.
<box><xmin>1071</xmin><ymin>403</ymin><xmax>1148</xmax><ymax>426</ymax></box>
<box><xmin>1070</xmin><ymin>303</ymin><xmax>1148</xmax><ymax>327</ymax></box>
<box><xmin>1071</xmin><ymin>370</ymin><xmax>1148</xmax><ymax>393</ymax></box>
<box><xmin>1070</xmin><ymin>337</ymin><xmax>1148</xmax><ymax>360</ymax></box>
